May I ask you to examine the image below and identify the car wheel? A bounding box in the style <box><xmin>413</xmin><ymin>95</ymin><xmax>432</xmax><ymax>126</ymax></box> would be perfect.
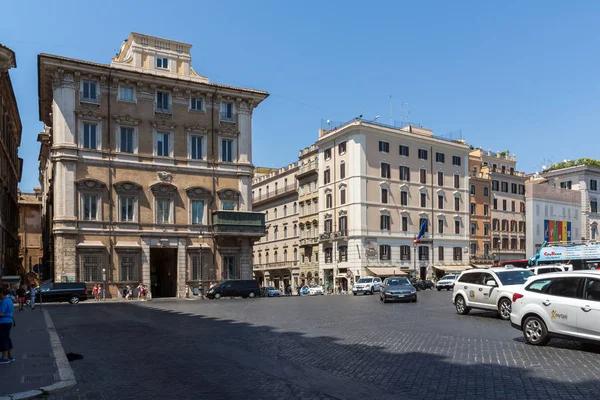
<box><xmin>454</xmin><ymin>295</ymin><xmax>470</xmax><ymax>315</ymax></box>
<box><xmin>69</xmin><ymin>296</ymin><xmax>80</xmax><ymax>305</ymax></box>
<box><xmin>498</xmin><ymin>298</ymin><xmax>512</xmax><ymax>320</ymax></box>
<box><xmin>367</xmin><ymin>289</ymin><xmax>372</xmax><ymax>295</ymax></box>
<box><xmin>412</xmin><ymin>296</ymin><xmax>418</xmax><ymax>303</ymax></box>
<box><xmin>353</xmin><ymin>292</ymin><xmax>357</xmax><ymax>296</ymax></box>
<box><xmin>523</xmin><ymin>316</ymin><xmax>550</xmax><ymax>346</ymax></box>
<box><xmin>249</xmin><ymin>292</ymin><xmax>256</xmax><ymax>299</ymax></box>
<box><xmin>437</xmin><ymin>288</ymin><xmax>441</xmax><ymax>291</ymax></box>
<box><xmin>214</xmin><ymin>293</ymin><xmax>222</xmax><ymax>300</ymax></box>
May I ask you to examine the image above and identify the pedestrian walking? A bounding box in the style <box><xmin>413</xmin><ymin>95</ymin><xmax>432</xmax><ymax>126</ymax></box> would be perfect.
<box><xmin>16</xmin><ymin>285</ymin><xmax>26</xmax><ymax>311</ymax></box>
<box><xmin>125</xmin><ymin>285</ymin><xmax>132</xmax><ymax>300</ymax></box>
<box><xmin>28</xmin><ymin>284</ymin><xmax>36</xmax><ymax>310</ymax></box>
<box><xmin>137</xmin><ymin>283</ymin><xmax>144</xmax><ymax>300</ymax></box>
<box><xmin>0</xmin><ymin>287</ymin><xmax>15</xmax><ymax>364</ymax></box>
<box><xmin>92</xmin><ymin>285</ymin><xmax>99</xmax><ymax>301</ymax></box>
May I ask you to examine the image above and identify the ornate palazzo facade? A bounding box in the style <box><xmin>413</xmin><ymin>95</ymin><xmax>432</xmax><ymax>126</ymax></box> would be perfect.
<box><xmin>37</xmin><ymin>33</ymin><xmax>268</xmax><ymax>298</ymax></box>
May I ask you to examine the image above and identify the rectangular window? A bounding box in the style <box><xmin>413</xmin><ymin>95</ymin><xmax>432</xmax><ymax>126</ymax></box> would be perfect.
<box><xmin>220</xmin><ymin>102</ymin><xmax>234</xmax><ymax>121</ymax></box>
<box><xmin>81</xmin><ymin>253</ymin><xmax>102</xmax><ymax>282</ymax></box>
<box><xmin>83</xmin><ymin>123</ymin><xmax>97</xmax><ymax>150</ymax></box>
<box><xmin>402</xmin><ymin>216</ymin><xmax>408</xmax><ymax>232</ymax></box>
<box><xmin>438</xmin><ymin>219</ymin><xmax>444</xmax><ymax>233</ymax></box>
<box><xmin>420</xmin><ymin>169</ymin><xmax>427</xmax><ymax>184</ymax></box>
<box><xmin>470</xmin><ymin>203</ymin><xmax>476</xmax><ymax>215</ymax></box>
<box><xmin>455</xmin><ymin>220</ymin><xmax>460</xmax><ymax>234</ymax></box>
<box><xmin>156</xmin><ymin>91</ymin><xmax>170</xmax><ymax>112</ymax></box>
<box><xmin>340</xmin><ymin>188</ymin><xmax>346</xmax><ymax>205</ymax></box>
<box><xmin>501</xmin><ymin>182</ymin><xmax>508</xmax><ymax>192</ymax></box>
<box><xmin>120</xmin><ymin>127</ymin><xmax>134</xmax><ymax>153</ymax></box>
<box><xmin>484</xmin><ymin>224</ymin><xmax>490</xmax><ymax>236</ymax></box>
<box><xmin>379</xmin><ymin>245</ymin><xmax>390</xmax><ymax>260</ymax></box>
<box><xmin>471</xmin><ymin>223</ymin><xmax>477</xmax><ymax>235</ymax></box>
<box><xmin>221</xmin><ymin>139</ymin><xmax>233</xmax><ymax>162</ymax></box>
<box><xmin>438</xmin><ymin>246</ymin><xmax>444</xmax><ymax>261</ymax></box>
<box><xmin>190</xmin><ymin>253</ymin><xmax>201</xmax><ymax>280</ymax></box>
<box><xmin>381</xmin><ymin>188</ymin><xmax>389</xmax><ymax>204</ymax></box>
<box><xmin>222</xmin><ymin>201</ymin><xmax>235</xmax><ymax>211</ymax></box>
<box><xmin>511</xmin><ymin>201</ymin><xmax>516</xmax><ymax>212</ymax></box>
<box><xmin>324</xmin><ymin>148</ymin><xmax>331</xmax><ymax>160</ymax></box>
<box><xmin>156</xmin><ymin>57</ymin><xmax>169</xmax><ymax>69</ymax></box>
<box><xmin>420</xmin><ymin>192</ymin><xmax>427</xmax><ymax>207</ymax></box>
<box><xmin>339</xmin><ymin>216</ymin><xmax>347</xmax><ymax>232</ymax></box>
<box><xmin>379</xmin><ymin>141</ymin><xmax>389</xmax><ymax>153</ymax></box>
<box><xmin>503</xmin><ymin>199</ymin><xmax>507</xmax><ymax>211</ymax></box>
<box><xmin>324</xmin><ymin>169</ymin><xmax>331</xmax><ymax>184</ymax></box>
<box><xmin>401</xmin><ymin>246</ymin><xmax>411</xmax><ymax>261</ymax></box>
<box><xmin>435</xmin><ymin>152</ymin><xmax>445</xmax><ymax>163</ymax></box>
<box><xmin>381</xmin><ymin>163</ymin><xmax>391</xmax><ymax>178</ymax></box>
<box><xmin>484</xmin><ymin>204</ymin><xmax>489</xmax><ymax>216</ymax></box>
<box><xmin>492</xmin><ymin>180</ymin><xmax>499</xmax><ymax>191</ymax></box>
<box><xmin>82</xmin><ymin>194</ymin><xmax>98</xmax><ymax>220</ymax></box>
<box><xmin>156</xmin><ymin>132</ymin><xmax>170</xmax><ymax>157</ymax></box>
<box><xmin>401</xmin><ymin>191</ymin><xmax>408</xmax><ymax>206</ymax></box>
<box><xmin>119</xmin><ymin>86</ymin><xmax>134</xmax><ymax>102</ymax></box>
<box><xmin>191</xmin><ymin>200</ymin><xmax>205</xmax><ymax>224</ymax></box>
<box><xmin>340</xmin><ymin>163</ymin><xmax>346</xmax><ymax>179</ymax></box>
<box><xmin>399</xmin><ymin>145</ymin><xmax>409</xmax><ymax>156</ymax></box>
<box><xmin>560</xmin><ymin>181</ymin><xmax>572</xmax><ymax>189</ymax></box>
<box><xmin>591</xmin><ymin>180</ymin><xmax>598</xmax><ymax>191</ymax></box>
<box><xmin>156</xmin><ymin>198</ymin><xmax>172</xmax><ymax>224</ymax></box>
<box><xmin>419</xmin><ymin>218</ymin><xmax>429</xmax><ymax>233</ymax></box>
<box><xmin>380</xmin><ymin>215</ymin><xmax>390</xmax><ymax>230</ymax></box>
<box><xmin>223</xmin><ymin>256</ymin><xmax>238</xmax><ymax>279</ymax></box>
<box><xmin>190</xmin><ymin>97</ymin><xmax>204</xmax><ymax>111</ymax></box>
<box><xmin>82</xmin><ymin>81</ymin><xmax>97</xmax><ymax>102</ymax></box>
<box><xmin>452</xmin><ymin>156</ymin><xmax>461</xmax><ymax>166</ymax></box>
<box><xmin>400</xmin><ymin>166</ymin><xmax>410</xmax><ymax>181</ymax></box>
<box><xmin>119</xmin><ymin>252</ymin><xmax>139</xmax><ymax>282</ymax></box>
<box><xmin>418</xmin><ymin>246</ymin><xmax>429</xmax><ymax>261</ymax></box>
<box><xmin>454</xmin><ymin>197</ymin><xmax>460</xmax><ymax>212</ymax></box>
<box><xmin>511</xmin><ymin>183</ymin><xmax>518</xmax><ymax>194</ymax></box>
<box><xmin>453</xmin><ymin>174</ymin><xmax>460</xmax><ymax>189</ymax></box>
<box><xmin>493</xmin><ymin>198</ymin><xmax>498</xmax><ymax>210</ymax></box>
<box><xmin>338</xmin><ymin>141</ymin><xmax>346</xmax><ymax>154</ymax></box>
<box><xmin>119</xmin><ymin>196</ymin><xmax>135</xmax><ymax>222</ymax></box>
<box><xmin>453</xmin><ymin>247</ymin><xmax>462</xmax><ymax>261</ymax></box>
<box><xmin>191</xmin><ymin>136</ymin><xmax>203</xmax><ymax>160</ymax></box>
<box><xmin>418</xmin><ymin>149</ymin><xmax>428</xmax><ymax>160</ymax></box>
<box><xmin>592</xmin><ymin>200</ymin><xmax>598</xmax><ymax>214</ymax></box>
<box><xmin>437</xmin><ymin>171</ymin><xmax>443</xmax><ymax>186</ymax></box>
<box><xmin>438</xmin><ymin>195</ymin><xmax>444</xmax><ymax>210</ymax></box>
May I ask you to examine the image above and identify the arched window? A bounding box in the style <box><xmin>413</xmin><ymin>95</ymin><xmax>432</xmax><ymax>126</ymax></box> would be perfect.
<box><xmin>483</xmin><ymin>187</ymin><xmax>489</xmax><ymax>197</ymax></box>
<box><xmin>265</xmin><ymin>252</ymin><xmax>270</xmax><ymax>264</ymax></box>
<box><xmin>293</xmin><ymin>224</ymin><xmax>298</xmax><ymax>237</ymax></box>
<box><xmin>284</xmin><ymin>226</ymin><xmax>288</xmax><ymax>238</ymax></box>
<box><xmin>274</xmin><ymin>251</ymin><xmax>278</xmax><ymax>262</ymax></box>
<box><xmin>284</xmin><ymin>205</ymin><xmax>287</xmax><ymax>216</ymax></box>
<box><xmin>274</xmin><ymin>207</ymin><xmax>278</xmax><ymax>218</ymax></box>
<box><xmin>284</xmin><ymin>249</ymin><xmax>288</xmax><ymax>262</ymax></box>
<box><xmin>274</xmin><ymin>226</ymin><xmax>279</xmax><ymax>240</ymax></box>
<box><xmin>293</xmin><ymin>248</ymin><xmax>298</xmax><ymax>262</ymax></box>
<box><xmin>265</xmin><ymin>210</ymin><xmax>268</xmax><ymax>221</ymax></box>
<box><xmin>258</xmin><ymin>253</ymin><xmax>262</xmax><ymax>265</ymax></box>
<box><xmin>470</xmin><ymin>185</ymin><xmax>475</xmax><ymax>195</ymax></box>
<box><xmin>293</xmin><ymin>202</ymin><xmax>297</xmax><ymax>214</ymax></box>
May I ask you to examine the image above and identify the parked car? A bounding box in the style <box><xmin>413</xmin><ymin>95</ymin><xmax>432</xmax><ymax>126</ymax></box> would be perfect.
<box><xmin>436</xmin><ymin>275</ymin><xmax>457</xmax><ymax>291</ymax></box>
<box><xmin>352</xmin><ymin>277</ymin><xmax>382</xmax><ymax>295</ymax></box>
<box><xmin>453</xmin><ymin>267</ymin><xmax>534</xmax><ymax>320</ymax></box>
<box><xmin>411</xmin><ymin>280</ymin><xmax>424</xmax><ymax>291</ymax></box>
<box><xmin>421</xmin><ymin>279</ymin><xmax>435</xmax><ymax>290</ymax></box>
<box><xmin>261</xmin><ymin>286</ymin><xmax>281</xmax><ymax>297</ymax></box>
<box><xmin>380</xmin><ymin>277</ymin><xmax>418</xmax><ymax>303</ymax></box>
<box><xmin>306</xmin><ymin>285</ymin><xmax>324</xmax><ymax>296</ymax></box>
<box><xmin>511</xmin><ymin>270</ymin><xmax>600</xmax><ymax>346</ymax></box>
<box><xmin>206</xmin><ymin>280</ymin><xmax>260</xmax><ymax>299</ymax></box>
<box><xmin>26</xmin><ymin>282</ymin><xmax>88</xmax><ymax>305</ymax></box>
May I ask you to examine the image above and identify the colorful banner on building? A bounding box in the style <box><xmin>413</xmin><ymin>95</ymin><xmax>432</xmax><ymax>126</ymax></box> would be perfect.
<box><xmin>537</xmin><ymin>244</ymin><xmax>600</xmax><ymax>262</ymax></box>
<box><xmin>544</xmin><ymin>220</ymin><xmax>571</xmax><ymax>243</ymax></box>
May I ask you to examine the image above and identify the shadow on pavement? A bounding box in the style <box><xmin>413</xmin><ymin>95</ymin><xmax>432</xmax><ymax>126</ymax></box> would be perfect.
<box><xmin>45</xmin><ymin>302</ymin><xmax>600</xmax><ymax>400</ymax></box>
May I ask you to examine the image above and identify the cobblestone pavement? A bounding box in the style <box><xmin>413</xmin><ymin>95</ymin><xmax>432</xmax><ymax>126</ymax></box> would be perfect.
<box><xmin>44</xmin><ymin>291</ymin><xmax>600</xmax><ymax>400</ymax></box>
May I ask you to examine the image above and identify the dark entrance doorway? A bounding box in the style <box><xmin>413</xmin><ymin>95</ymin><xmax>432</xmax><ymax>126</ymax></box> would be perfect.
<box><xmin>150</xmin><ymin>248</ymin><xmax>177</xmax><ymax>297</ymax></box>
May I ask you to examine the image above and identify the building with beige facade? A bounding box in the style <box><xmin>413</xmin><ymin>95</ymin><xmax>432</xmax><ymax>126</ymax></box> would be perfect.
<box><xmin>0</xmin><ymin>43</ymin><xmax>23</xmax><ymax>278</ymax></box>
<box><xmin>251</xmin><ymin>163</ymin><xmax>299</xmax><ymax>290</ymax></box>
<box><xmin>482</xmin><ymin>151</ymin><xmax>527</xmax><ymax>261</ymax></box>
<box><xmin>18</xmin><ymin>189</ymin><xmax>43</xmax><ymax>276</ymax></box>
<box><xmin>37</xmin><ymin>33</ymin><xmax>268</xmax><ymax>298</ymax></box>
<box><xmin>296</xmin><ymin>144</ymin><xmax>320</xmax><ymax>287</ymax></box>
<box><xmin>467</xmin><ymin>150</ymin><xmax>492</xmax><ymax>266</ymax></box>
<box><xmin>316</xmin><ymin>119</ymin><xmax>472</xmax><ymax>287</ymax></box>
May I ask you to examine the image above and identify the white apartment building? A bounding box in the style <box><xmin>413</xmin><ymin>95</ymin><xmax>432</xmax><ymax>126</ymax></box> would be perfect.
<box><xmin>316</xmin><ymin>119</ymin><xmax>471</xmax><ymax>289</ymax></box>
<box><xmin>525</xmin><ymin>177</ymin><xmax>582</xmax><ymax>257</ymax></box>
<box><xmin>542</xmin><ymin>163</ymin><xmax>600</xmax><ymax>240</ymax></box>
<box><xmin>252</xmin><ymin>163</ymin><xmax>300</xmax><ymax>290</ymax></box>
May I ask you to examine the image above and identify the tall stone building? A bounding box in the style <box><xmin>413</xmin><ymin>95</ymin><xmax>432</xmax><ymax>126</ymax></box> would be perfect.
<box><xmin>296</xmin><ymin>144</ymin><xmax>320</xmax><ymax>286</ymax></box>
<box><xmin>18</xmin><ymin>189</ymin><xmax>44</xmax><ymax>276</ymax></box>
<box><xmin>0</xmin><ymin>43</ymin><xmax>23</xmax><ymax>278</ymax></box>
<box><xmin>467</xmin><ymin>149</ymin><xmax>493</xmax><ymax>266</ymax></box>
<box><xmin>251</xmin><ymin>163</ymin><xmax>299</xmax><ymax>289</ymax></box>
<box><xmin>316</xmin><ymin>119</ymin><xmax>472</xmax><ymax>287</ymax></box>
<box><xmin>37</xmin><ymin>33</ymin><xmax>268</xmax><ymax>297</ymax></box>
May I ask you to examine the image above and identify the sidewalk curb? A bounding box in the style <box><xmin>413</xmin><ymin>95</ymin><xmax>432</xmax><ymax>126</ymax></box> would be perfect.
<box><xmin>0</xmin><ymin>310</ymin><xmax>76</xmax><ymax>400</ymax></box>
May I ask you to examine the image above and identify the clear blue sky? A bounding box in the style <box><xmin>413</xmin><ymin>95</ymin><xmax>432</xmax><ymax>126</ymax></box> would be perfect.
<box><xmin>3</xmin><ymin>0</ymin><xmax>600</xmax><ymax>192</ymax></box>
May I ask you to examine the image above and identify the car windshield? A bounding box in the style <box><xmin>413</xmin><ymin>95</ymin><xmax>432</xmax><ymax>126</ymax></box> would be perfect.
<box><xmin>441</xmin><ymin>275</ymin><xmax>456</xmax><ymax>280</ymax></box>
<box><xmin>386</xmin><ymin>278</ymin><xmax>410</xmax><ymax>285</ymax></box>
<box><xmin>357</xmin><ymin>278</ymin><xmax>373</xmax><ymax>283</ymax></box>
<box><xmin>495</xmin><ymin>270</ymin><xmax>534</xmax><ymax>285</ymax></box>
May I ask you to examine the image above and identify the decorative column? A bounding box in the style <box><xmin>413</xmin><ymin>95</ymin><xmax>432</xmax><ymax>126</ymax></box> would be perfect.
<box><xmin>141</xmin><ymin>238</ymin><xmax>151</xmax><ymax>299</ymax></box>
<box><xmin>240</xmin><ymin>239</ymin><xmax>252</xmax><ymax>280</ymax></box>
<box><xmin>237</xmin><ymin>100</ymin><xmax>253</xmax><ymax>165</ymax></box>
<box><xmin>52</xmin><ymin>71</ymin><xmax>77</xmax><ymax>145</ymax></box>
<box><xmin>177</xmin><ymin>238</ymin><xmax>187</xmax><ymax>298</ymax></box>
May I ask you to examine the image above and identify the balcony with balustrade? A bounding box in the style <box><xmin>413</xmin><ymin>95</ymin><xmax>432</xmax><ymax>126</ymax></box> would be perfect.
<box><xmin>252</xmin><ymin>184</ymin><xmax>297</xmax><ymax>206</ymax></box>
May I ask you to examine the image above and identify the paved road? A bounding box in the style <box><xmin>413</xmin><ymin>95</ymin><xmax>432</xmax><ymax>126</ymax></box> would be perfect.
<box><xmin>45</xmin><ymin>291</ymin><xmax>600</xmax><ymax>400</ymax></box>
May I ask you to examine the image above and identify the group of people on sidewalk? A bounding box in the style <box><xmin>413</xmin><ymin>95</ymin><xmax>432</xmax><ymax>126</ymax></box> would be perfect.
<box><xmin>125</xmin><ymin>283</ymin><xmax>148</xmax><ymax>300</ymax></box>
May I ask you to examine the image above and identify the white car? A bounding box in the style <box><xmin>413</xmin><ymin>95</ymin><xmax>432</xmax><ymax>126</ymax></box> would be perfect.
<box><xmin>453</xmin><ymin>267</ymin><xmax>534</xmax><ymax>320</ymax></box>
<box><xmin>527</xmin><ymin>264</ymin><xmax>570</xmax><ymax>275</ymax></box>
<box><xmin>352</xmin><ymin>277</ymin><xmax>382</xmax><ymax>295</ymax></box>
<box><xmin>436</xmin><ymin>275</ymin><xmax>457</xmax><ymax>291</ymax></box>
<box><xmin>306</xmin><ymin>286</ymin><xmax>324</xmax><ymax>296</ymax></box>
<box><xmin>510</xmin><ymin>270</ymin><xmax>600</xmax><ymax>346</ymax></box>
